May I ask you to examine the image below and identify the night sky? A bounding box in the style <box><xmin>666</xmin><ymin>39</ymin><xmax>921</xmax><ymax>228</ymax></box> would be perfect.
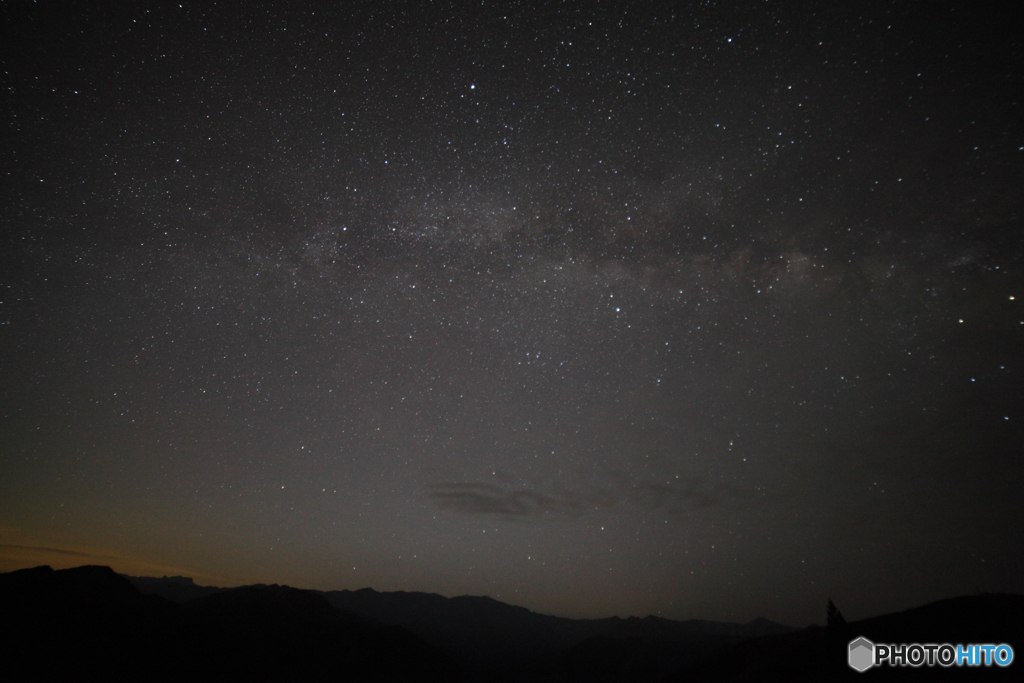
<box><xmin>2</xmin><ymin>1</ymin><xmax>1022</xmax><ymax>627</ymax></box>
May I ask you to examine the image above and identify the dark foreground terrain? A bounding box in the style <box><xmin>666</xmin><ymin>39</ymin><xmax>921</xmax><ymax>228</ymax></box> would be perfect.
<box><xmin>0</xmin><ymin>565</ymin><xmax>454</xmax><ymax>682</ymax></box>
<box><xmin>668</xmin><ymin>594</ymin><xmax>1024</xmax><ymax>682</ymax></box>
<box><xmin>1</xmin><ymin>565</ymin><xmax>1020</xmax><ymax>682</ymax></box>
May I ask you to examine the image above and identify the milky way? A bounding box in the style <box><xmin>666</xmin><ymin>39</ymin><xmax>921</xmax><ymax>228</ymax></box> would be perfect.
<box><xmin>2</xmin><ymin>1</ymin><xmax>1022</xmax><ymax>625</ymax></box>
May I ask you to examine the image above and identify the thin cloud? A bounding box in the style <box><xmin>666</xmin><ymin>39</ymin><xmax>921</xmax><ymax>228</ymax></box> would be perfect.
<box><xmin>428</xmin><ymin>476</ymin><xmax>752</xmax><ymax>519</ymax></box>
<box><xmin>427</xmin><ymin>482</ymin><xmax>583</xmax><ymax>518</ymax></box>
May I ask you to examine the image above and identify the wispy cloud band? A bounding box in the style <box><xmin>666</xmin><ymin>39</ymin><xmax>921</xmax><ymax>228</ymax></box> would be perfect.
<box><xmin>427</xmin><ymin>475</ymin><xmax>751</xmax><ymax>519</ymax></box>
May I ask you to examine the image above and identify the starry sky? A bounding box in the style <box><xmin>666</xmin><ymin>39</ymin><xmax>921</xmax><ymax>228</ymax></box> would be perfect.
<box><xmin>2</xmin><ymin>0</ymin><xmax>1022</xmax><ymax>627</ymax></box>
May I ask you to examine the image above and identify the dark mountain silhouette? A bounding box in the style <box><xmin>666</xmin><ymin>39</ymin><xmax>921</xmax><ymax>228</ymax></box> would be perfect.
<box><xmin>1</xmin><ymin>564</ymin><xmax>182</xmax><ymax>681</ymax></box>
<box><xmin>182</xmin><ymin>583</ymin><xmax>455</xmax><ymax>682</ymax></box>
<box><xmin>28</xmin><ymin>565</ymin><xmax>1018</xmax><ymax>682</ymax></box>
<box><xmin>501</xmin><ymin>634</ymin><xmax>752</xmax><ymax>683</ymax></box>
<box><xmin>1</xmin><ymin>565</ymin><xmax>458</xmax><ymax>682</ymax></box>
<box><xmin>317</xmin><ymin>586</ymin><xmax>792</xmax><ymax>674</ymax></box>
<box><xmin>667</xmin><ymin>593</ymin><xmax>1024</xmax><ymax>682</ymax></box>
<box><xmin>127</xmin><ymin>573</ymin><xmax>792</xmax><ymax>678</ymax></box>
<box><xmin>127</xmin><ymin>573</ymin><xmax>224</xmax><ymax>603</ymax></box>
<box><xmin>126</xmin><ymin>572</ymin><xmax>793</xmax><ymax>679</ymax></box>
<box><xmin>127</xmin><ymin>574</ymin><xmax>792</xmax><ymax>675</ymax></box>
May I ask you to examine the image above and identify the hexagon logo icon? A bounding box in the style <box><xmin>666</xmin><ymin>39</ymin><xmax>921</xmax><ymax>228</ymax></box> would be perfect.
<box><xmin>849</xmin><ymin>637</ymin><xmax>875</xmax><ymax>672</ymax></box>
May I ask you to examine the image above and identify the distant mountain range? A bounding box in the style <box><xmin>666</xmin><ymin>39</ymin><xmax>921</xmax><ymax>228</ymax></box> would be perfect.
<box><xmin>2</xmin><ymin>565</ymin><xmax>1020</xmax><ymax>682</ymax></box>
<box><xmin>125</xmin><ymin>572</ymin><xmax>791</xmax><ymax>679</ymax></box>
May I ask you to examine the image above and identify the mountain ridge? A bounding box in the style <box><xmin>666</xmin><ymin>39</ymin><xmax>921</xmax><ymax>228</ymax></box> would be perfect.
<box><xmin>123</xmin><ymin>571</ymin><xmax>792</xmax><ymax>677</ymax></box>
<box><xmin>15</xmin><ymin>566</ymin><xmax>1012</xmax><ymax>682</ymax></box>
